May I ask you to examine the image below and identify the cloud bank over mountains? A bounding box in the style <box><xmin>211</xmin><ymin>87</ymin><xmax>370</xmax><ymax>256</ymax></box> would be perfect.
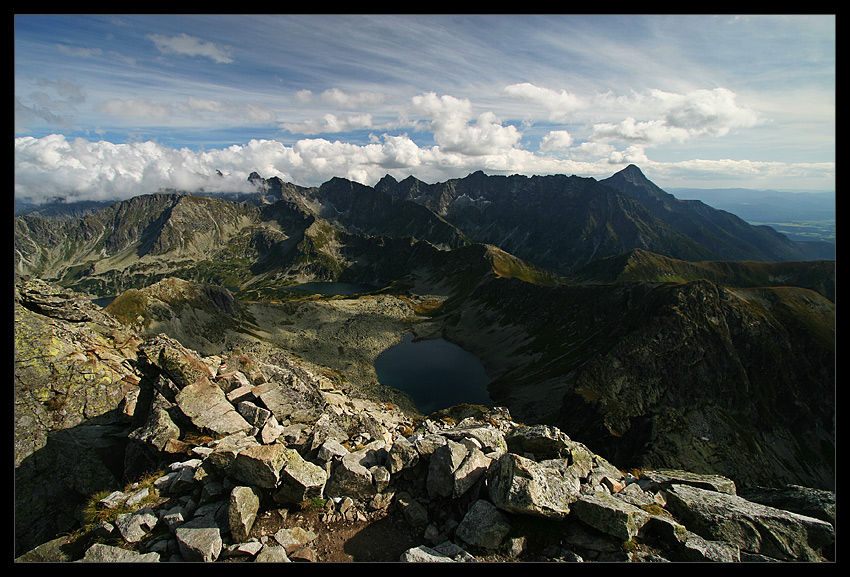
<box><xmin>14</xmin><ymin>15</ymin><xmax>834</xmax><ymax>203</ymax></box>
<box><xmin>14</xmin><ymin>83</ymin><xmax>831</xmax><ymax>204</ymax></box>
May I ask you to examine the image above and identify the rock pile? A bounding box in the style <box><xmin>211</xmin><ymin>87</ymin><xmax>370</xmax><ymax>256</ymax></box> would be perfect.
<box><xmin>14</xmin><ymin>280</ymin><xmax>835</xmax><ymax>563</ymax></box>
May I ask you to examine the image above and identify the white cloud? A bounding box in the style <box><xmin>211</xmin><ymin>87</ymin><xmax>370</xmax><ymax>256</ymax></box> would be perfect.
<box><xmin>100</xmin><ymin>98</ymin><xmax>172</xmax><ymax>120</ymax></box>
<box><xmin>147</xmin><ymin>33</ymin><xmax>234</xmax><ymax>64</ymax></box>
<box><xmin>280</xmin><ymin>113</ymin><xmax>375</xmax><ymax>135</ymax></box>
<box><xmin>539</xmin><ymin>130</ymin><xmax>574</xmax><ymax>152</ymax></box>
<box><xmin>312</xmin><ymin>87</ymin><xmax>387</xmax><ymax>109</ymax></box>
<box><xmin>409</xmin><ymin>92</ymin><xmax>521</xmax><ymax>156</ymax></box>
<box><xmin>17</xmin><ymin>132</ymin><xmax>834</xmax><ymax>207</ymax></box>
<box><xmin>588</xmin><ymin>88</ymin><xmax>760</xmax><ymax>147</ymax></box>
<box><xmin>502</xmin><ymin>83</ymin><xmax>585</xmax><ymax>121</ymax></box>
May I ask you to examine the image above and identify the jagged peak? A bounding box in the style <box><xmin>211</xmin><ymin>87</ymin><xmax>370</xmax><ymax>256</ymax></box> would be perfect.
<box><xmin>614</xmin><ymin>164</ymin><xmax>649</xmax><ymax>183</ymax></box>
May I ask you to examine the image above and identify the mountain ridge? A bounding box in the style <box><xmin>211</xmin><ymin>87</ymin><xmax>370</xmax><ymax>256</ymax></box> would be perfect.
<box><xmin>14</xmin><ymin>165</ymin><xmax>835</xmax><ymax>494</ymax></box>
<box><xmin>600</xmin><ymin>165</ymin><xmax>833</xmax><ymax>262</ymax></box>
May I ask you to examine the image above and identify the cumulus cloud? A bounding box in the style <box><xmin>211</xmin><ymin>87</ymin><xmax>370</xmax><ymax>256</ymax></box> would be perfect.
<box><xmin>409</xmin><ymin>92</ymin><xmax>521</xmax><ymax>156</ymax></box>
<box><xmin>589</xmin><ymin>88</ymin><xmax>760</xmax><ymax>147</ymax></box>
<box><xmin>539</xmin><ymin>130</ymin><xmax>574</xmax><ymax>152</ymax></box>
<box><xmin>147</xmin><ymin>33</ymin><xmax>234</xmax><ymax>64</ymax></box>
<box><xmin>502</xmin><ymin>82</ymin><xmax>585</xmax><ymax>121</ymax></box>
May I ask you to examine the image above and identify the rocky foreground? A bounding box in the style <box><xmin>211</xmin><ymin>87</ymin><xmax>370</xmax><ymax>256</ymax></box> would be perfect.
<box><xmin>14</xmin><ymin>279</ymin><xmax>835</xmax><ymax>562</ymax></box>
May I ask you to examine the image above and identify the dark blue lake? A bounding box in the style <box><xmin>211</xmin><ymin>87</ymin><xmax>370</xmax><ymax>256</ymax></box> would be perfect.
<box><xmin>92</xmin><ymin>296</ymin><xmax>117</xmax><ymax>307</ymax></box>
<box><xmin>283</xmin><ymin>282</ymin><xmax>377</xmax><ymax>295</ymax></box>
<box><xmin>375</xmin><ymin>333</ymin><xmax>493</xmax><ymax>415</ymax></box>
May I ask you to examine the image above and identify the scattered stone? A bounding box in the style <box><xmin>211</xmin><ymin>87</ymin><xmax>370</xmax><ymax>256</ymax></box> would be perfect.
<box><xmin>175</xmin><ymin>517</ymin><xmax>223</xmax><ymax>562</ymax></box>
<box><xmin>80</xmin><ymin>543</ymin><xmax>160</xmax><ymax>562</ymax></box>
<box><xmin>255</xmin><ymin>544</ymin><xmax>291</xmax><ymax>562</ymax></box>
<box><xmin>400</xmin><ymin>545</ymin><xmax>456</xmax><ymax>562</ymax></box>
<box><xmin>228</xmin><ymin>486</ymin><xmax>261</xmax><ymax>542</ymax></box>
<box><xmin>455</xmin><ymin>499</ymin><xmax>511</xmax><ymax>550</ymax></box>
<box><xmin>273</xmin><ymin>526</ymin><xmax>317</xmax><ymax>554</ymax></box>
<box><xmin>570</xmin><ymin>493</ymin><xmax>651</xmax><ymax>541</ymax></box>
<box><xmin>114</xmin><ymin>507</ymin><xmax>158</xmax><ymax>543</ymax></box>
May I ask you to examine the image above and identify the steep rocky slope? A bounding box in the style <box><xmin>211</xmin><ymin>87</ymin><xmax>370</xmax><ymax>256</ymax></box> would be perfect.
<box><xmin>15</xmin><ymin>166</ymin><xmax>834</xmax><ymax>298</ymax></box>
<box><xmin>572</xmin><ymin>248</ymin><xmax>835</xmax><ymax>302</ymax></box>
<box><xmin>377</xmin><ymin>170</ymin><xmax>715</xmax><ymax>275</ymax></box>
<box><xmin>439</xmin><ymin>276</ymin><xmax>835</xmax><ymax>491</ymax></box>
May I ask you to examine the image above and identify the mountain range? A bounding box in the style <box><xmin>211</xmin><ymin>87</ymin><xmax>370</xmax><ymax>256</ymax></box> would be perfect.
<box><xmin>13</xmin><ymin>165</ymin><xmax>835</xmax><ymax>492</ymax></box>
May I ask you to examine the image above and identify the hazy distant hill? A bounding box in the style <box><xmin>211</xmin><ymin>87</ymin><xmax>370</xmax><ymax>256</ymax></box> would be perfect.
<box><xmin>667</xmin><ymin>187</ymin><xmax>835</xmax><ymax>245</ymax></box>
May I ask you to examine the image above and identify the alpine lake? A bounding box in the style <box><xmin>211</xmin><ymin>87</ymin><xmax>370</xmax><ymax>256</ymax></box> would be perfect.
<box><xmin>94</xmin><ymin>280</ymin><xmax>494</xmax><ymax>415</ymax></box>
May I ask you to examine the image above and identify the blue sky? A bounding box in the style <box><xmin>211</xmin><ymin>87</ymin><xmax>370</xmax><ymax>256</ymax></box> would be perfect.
<box><xmin>14</xmin><ymin>14</ymin><xmax>835</xmax><ymax>203</ymax></box>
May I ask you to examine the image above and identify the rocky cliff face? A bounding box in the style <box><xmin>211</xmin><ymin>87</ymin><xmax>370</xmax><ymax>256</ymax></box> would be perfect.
<box><xmin>377</xmin><ymin>170</ymin><xmax>715</xmax><ymax>275</ymax></box>
<box><xmin>441</xmin><ymin>275</ymin><xmax>835</xmax><ymax>491</ymax></box>
<box><xmin>13</xmin><ymin>279</ymin><xmax>836</xmax><ymax>562</ymax></box>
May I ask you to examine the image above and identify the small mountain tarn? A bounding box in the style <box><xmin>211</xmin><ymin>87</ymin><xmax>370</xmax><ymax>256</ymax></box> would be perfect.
<box><xmin>374</xmin><ymin>333</ymin><xmax>493</xmax><ymax>415</ymax></box>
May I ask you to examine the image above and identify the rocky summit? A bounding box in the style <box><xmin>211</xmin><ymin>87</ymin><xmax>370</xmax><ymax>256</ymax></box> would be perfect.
<box><xmin>14</xmin><ymin>279</ymin><xmax>835</xmax><ymax>562</ymax></box>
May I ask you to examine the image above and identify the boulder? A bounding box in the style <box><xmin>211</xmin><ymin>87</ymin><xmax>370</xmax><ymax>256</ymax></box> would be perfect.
<box><xmin>738</xmin><ymin>484</ymin><xmax>836</xmax><ymax>527</ymax></box>
<box><xmin>114</xmin><ymin>507</ymin><xmax>158</xmax><ymax>543</ymax></box>
<box><xmin>127</xmin><ymin>405</ymin><xmax>181</xmax><ymax>452</ymax></box>
<box><xmin>255</xmin><ymin>544</ymin><xmax>290</xmax><ymax>562</ymax></box>
<box><xmin>228</xmin><ymin>486</ymin><xmax>261</xmax><ymax>542</ymax></box>
<box><xmin>325</xmin><ymin>451</ymin><xmax>376</xmax><ymax>500</ymax></box>
<box><xmin>400</xmin><ymin>545</ymin><xmax>456</xmax><ymax>562</ymax></box>
<box><xmin>176</xmin><ymin>377</ymin><xmax>252</xmax><ymax>436</ymax></box>
<box><xmin>273</xmin><ymin>452</ymin><xmax>328</xmax><ymax>504</ymax></box>
<box><xmin>451</xmin><ymin>447</ymin><xmax>492</xmax><ymax>498</ymax></box>
<box><xmin>254</xmin><ymin>380</ymin><xmax>324</xmax><ymax>424</ymax></box>
<box><xmin>426</xmin><ymin>439</ymin><xmax>468</xmax><ymax>498</ymax></box>
<box><xmin>641</xmin><ymin>469</ymin><xmax>737</xmax><ymax>495</ymax></box>
<box><xmin>455</xmin><ymin>499</ymin><xmax>512</xmax><ymax>550</ymax></box>
<box><xmin>569</xmin><ymin>493</ymin><xmax>652</xmax><ymax>541</ymax></box>
<box><xmin>206</xmin><ymin>432</ymin><xmax>260</xmax><ymax>470</ymax></box>
<box><xmin>505</xmin><ymin>424</ymin><xmax>573</xmax><ymax>460</ymax></box>
<box><xmin>396</xmin><ymin>492</ymin><xmax>429</xmax><ymax>527</ymax></box>
<box><xmin>80</xmin><ymin>543</ymin><xmax>160</xmax><ymax>562</ymax></box>
<box><xmin>175</xmin><ymin>517</ymin><xmax>223</xmax><ymax>562</ymax></box>
<box><xmin>138</xmin><ymin>334</ymin><xmax>214</xmax><ymax>390</ymax></box>
<box><xmin>386</xmin><ymin>435</ymin><xmax>419</xmax><ymax>474</ymax></box>
<box><xmin>487</xmin><ymin>453</ymin><xmax>579</xmax><ymax>519</ymax></box>
<box><xmin>273</xmin><ymin>526</ymin><xmax>317</xmax><ymax>554</ymax></box>
<box><xmin>237</xmin><ymin>400</ymin><xmax>272</xmax><ymax>428</ymax></box>
<box><xmin>664</xmin><ymin>483</ymin><xmax>834</xmax><ymax>561</ymax></box>
<box><xmin>441</xmin><ymin>425</ymin><xmax>507</xmax><ymax>455</ymax></box>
